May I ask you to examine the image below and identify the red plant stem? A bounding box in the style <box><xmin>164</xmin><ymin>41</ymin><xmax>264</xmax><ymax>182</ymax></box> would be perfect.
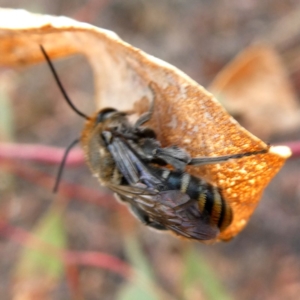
<box><xmin>64</xmin><ymin>263</ymin><xmax>82</xmax><ymax>300</ymax></box>
<box><xmin>0</xmin><ymin>160</ymin><xmax>121</xmax><ymax>210</ymax></box>
<box><xmin>1</xmin><ymin>141</ymin><xmax>299</xmax><ymax>168</ymax></box>
<box><xmin>65</xmin><ymin>252</ymin><xmax>132</xmax><ymax>279</ymax></box>
<box><xmin>282</xmin><ymin>141</ymin><xmax>300</xmax><ymax>158</ymax></box>
<box><xmin>0</xmin><ymin>143</ymin><xmax>85</xmax><ymax>166</ymax></box>
<box><xmin>0</xmin><ymin>220</ymin><xmax>132</xmax><ymax>279</ymax></box>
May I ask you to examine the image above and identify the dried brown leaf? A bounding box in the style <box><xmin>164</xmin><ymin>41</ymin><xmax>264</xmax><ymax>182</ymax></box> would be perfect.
<box><xmin>0</xmin><ymin>9</ymin><xmax>290</xmax><ymax>241</ymax></box>
<box><xmin>209</xmin><ymin>44</ymin><xmax>300</xmax><ymax>139</ymax></box>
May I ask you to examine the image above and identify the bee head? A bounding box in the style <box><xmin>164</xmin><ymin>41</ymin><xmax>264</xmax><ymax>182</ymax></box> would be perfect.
<box><xmin>96</xmin><ymin>108</ymin><xmax>118</xmax><ymax>124</ymax></box>
<box><xmin>95</xmin><ymin>107</ymin><xmax>129</xmax><ymax>132</ymax></box>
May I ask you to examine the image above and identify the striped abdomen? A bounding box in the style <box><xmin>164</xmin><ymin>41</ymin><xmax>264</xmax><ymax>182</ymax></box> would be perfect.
<box><xmin>153</xmin><ymin>168</ymin><xmax>233</xmax><ymax>231</ymax></box>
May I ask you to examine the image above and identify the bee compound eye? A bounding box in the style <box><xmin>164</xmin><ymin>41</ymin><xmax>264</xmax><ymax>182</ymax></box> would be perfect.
<box><xmin>96</xmin><ymin>108</ymin><xmax>117</xmax><ymax>124</ymax></box>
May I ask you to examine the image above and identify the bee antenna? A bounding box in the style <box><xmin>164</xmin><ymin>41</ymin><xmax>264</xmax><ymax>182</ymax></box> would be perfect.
<box><xmin>53</xmin><ymin>138</ymin><xmax>80</xmax><ymax>193</ymax></box>
<box><xmin>39</xmin><ymin>45</ymin><xmax>89</xmax><ymax>120</ymax></box>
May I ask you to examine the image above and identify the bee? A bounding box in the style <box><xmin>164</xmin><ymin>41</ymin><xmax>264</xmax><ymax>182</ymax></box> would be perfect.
<box><xmin>40</xmin><ymin>45</ymin><xmax>268</xmax><ymax>241</ymax></box>
<box><xmin>80</xmin><ymin>106</ymin><xmax>234</xmax><ymax>240</ymax></box>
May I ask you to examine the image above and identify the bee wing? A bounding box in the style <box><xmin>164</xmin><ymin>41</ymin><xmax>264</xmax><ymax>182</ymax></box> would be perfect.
<box><xmin>151</xmin><ymin>190</ymin><xmax>219</xmax><ymax>240</ymax></box>
<box><xmin>107</xmin><ymin>135</ymin><xmax>163</xmax><ymax>188</ymax></box>
<box><xmin>108</xmin><ymin>182</ymin><xmax>157</xmax><ymax>198</ymax></box>
<box><xmin>104</xmin><ymin>134</ymin><xmax>140</xmax><ymax>185</ymax></box>
<box><xmin>109</xmin><ymin>183</ymin><xmax>219</xmax><ymax>241</ymax></box>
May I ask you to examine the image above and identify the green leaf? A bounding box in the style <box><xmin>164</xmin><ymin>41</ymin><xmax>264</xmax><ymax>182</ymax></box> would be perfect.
<box><xmin>0</xmin><ymin>74</ymin><xmax>14</xmax><ymax>141</ymax></box>
<box><xmin>182</xmin><ymin>246</ymin><xmax>232</xmax><ymax>300</ymax></box>
<box><xmin>15</xmin><ymin>206</ymin><xmax>67</xmax><ymax>280</ymax></box>
<box><xmin>116</xmin><ymin>234</ymin><xmax>160</xmax><ymax>300</ymax></box>
<box><xmin>117</xmin><ymin>283</ymin><xmax>158</xmax><ymax>300</ymax></box>
<box><xmin>0</xmin><ymin>73</ymin><xmax>15</xmax><ymax>193</ymax></box>
<box><xmin>123</xmin><ymin>234</ymin><xmax>155</xmax><ymax>280</ymax></box>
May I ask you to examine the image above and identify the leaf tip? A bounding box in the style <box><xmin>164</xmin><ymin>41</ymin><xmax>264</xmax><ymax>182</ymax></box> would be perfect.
<box><xmin>269</xmin><ymin>145</ymin><xmax>292</xmax><ymax>159</ymax></box>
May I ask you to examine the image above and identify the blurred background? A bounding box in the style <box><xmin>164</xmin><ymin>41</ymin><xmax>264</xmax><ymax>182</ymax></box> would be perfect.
<box><xmin>0</xmin><ymin>1</ymin><xmax>300</xmax><ymax>299</ymax></box>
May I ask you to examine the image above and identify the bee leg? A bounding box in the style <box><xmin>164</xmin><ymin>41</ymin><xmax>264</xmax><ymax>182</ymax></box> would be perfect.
<box><xmin>134</xmin><ymin>95</ymin><xmax>154</xmax><ymax>129</ymax></box>
<box><xmin>133</xmin><ymin>138</ymin><xmax>192</xmax><ymax>170</ymax></box>
<box><xmin>133</xmin><ymin>82</ymin><xmax>157</xmax><ymax>128</ymax></box>
<box><xmin>189</xmin><ymin>148</ymin><xmax>269</xmax><ymax>166</ymax></box>
<box><xmin>147</xmin><ymin>222</ymin><xmax>168</xmax><ymax>231</ymax></box>
<box><xmin>153</xmin><ymin>146</ymin><xmax>191</xmax><ymax>171</ymax></box>
<box><xmin>153</xmin><ymin>147</ymin><xmax>268</xmax><ymax>170</ymax></box>
<box><xmin>130</xmin><ymin>204</ymin><xmax>167</xmax><ymax>231</ymax></box>
<box><xmin>134</xmin><ymin>111</ymin><xmax>153</xmax><ymax>129</ymax></box>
